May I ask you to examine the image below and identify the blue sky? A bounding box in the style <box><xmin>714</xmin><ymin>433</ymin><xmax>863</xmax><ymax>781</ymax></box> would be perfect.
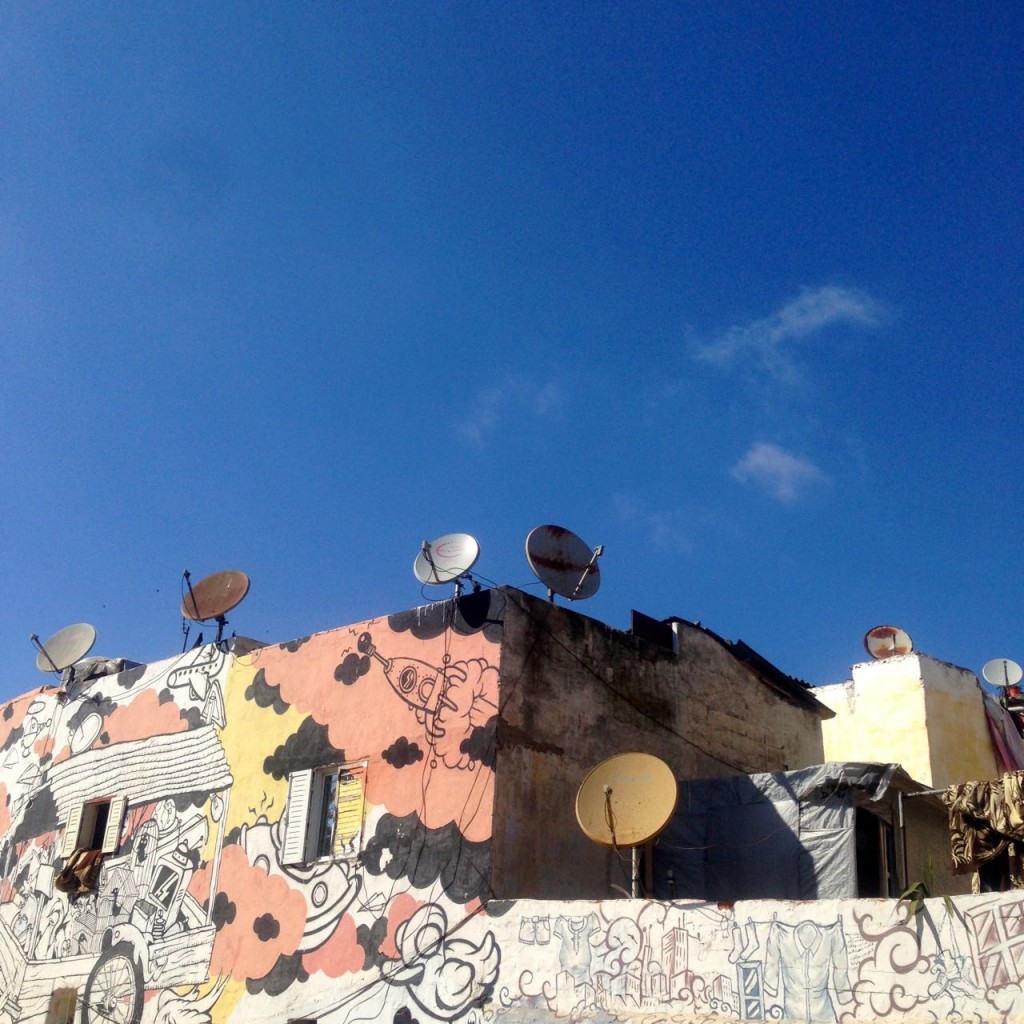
<box><xmin>2</xmin><ymin>3</ymin><xmax>1021</xmax><ymax>702</ymax></box>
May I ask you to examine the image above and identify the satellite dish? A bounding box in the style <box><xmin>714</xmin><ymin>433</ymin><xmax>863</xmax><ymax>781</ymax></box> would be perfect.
<box><xmin>413</xmin><ymin>533</ymin><xmax>480</xmax><ymax>592</ymax></box>
<box><xmin>576</xmin><ymin>752</ymin><xmax>677</xmax><ymax>898</ymax></box>
<box><xmin>864</xmin><ymin>625</ymin><xmax>913</xmax><ymax>660</ymax></box>
<box><xmin>181</xmin><ymin>569</ymin><xmax>250</xmax><ymax>643</ymax></box>
<box><xmin>32</xmin><ymin>623</ymin><xmax>97</xmax><ymax>674</ymax></box>
<box><xmin>576</xmin><ymin>752</ymin><xmax>677</xmax><ymax>848</ymax></box>
<box><xmin>983</xmin><ymin>658</ymin><xmax>1024</xmax><ymax>689</ymax></box>
<box><xmin>525</xmin><ymin>525</ymin><xmax>603</xmax><ymax>603</ymax></box>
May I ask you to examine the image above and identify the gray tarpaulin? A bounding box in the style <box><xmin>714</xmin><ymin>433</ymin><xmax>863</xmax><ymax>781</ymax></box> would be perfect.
<box><xmin>652</xmin><ymin>762</ymin><xmax>899</xmax><ymax>901</ymax></box>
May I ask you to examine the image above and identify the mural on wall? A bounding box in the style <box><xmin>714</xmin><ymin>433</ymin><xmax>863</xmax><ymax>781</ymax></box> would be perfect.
<box><xmin>3</xmin><ymin>587</ymin><xmax>1024</xmax><ymax>1023</ymax></box>
<box><xmin>488</xmin><ymin>893</ymin><xmax>1024</xmax><ymax>1024</ymax></box>
<box><xmin>0</xmin><ymin>592</ymin><xmax>504</xmax><ymax>1024</ymax></box>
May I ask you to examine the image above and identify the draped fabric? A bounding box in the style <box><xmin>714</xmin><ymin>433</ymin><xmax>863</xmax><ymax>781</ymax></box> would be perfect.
<box><xmin>983</xmin><ymin>694</ymin><xmax>1024</xmax><ymax>773</ymax></box>
<box><xmin>54</xmin><ymin>848</ymin><xmax>104</xmax><ymax>895</ymax></box>
<box><xmin>942</xmin><ymin>771</ymin><xmax>1024</xmax><ymax>888</ymax></box>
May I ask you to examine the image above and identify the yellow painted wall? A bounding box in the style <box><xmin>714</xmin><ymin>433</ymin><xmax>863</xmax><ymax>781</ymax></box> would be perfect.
<box><xmin>813</xmin><ymin>654</ymin><xmax>998</xmax><ymax>788</ymax></box>
<box><xmin>921</xmin><ymin>661</ymin><xmax>999</xmax><ymax>787</ymax></box>
<box><xmin>815</xmin><ymin>658</ymin><xmax>933</xmax><ymax>784</ymax></box>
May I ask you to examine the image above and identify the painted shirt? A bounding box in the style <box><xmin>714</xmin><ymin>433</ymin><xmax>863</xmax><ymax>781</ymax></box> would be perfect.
<box><xmin>764</xmin><ymin>919</ymin><xmax>849</xmax><ymax>1024</ymax></box>
<box><xmin>554</xmin><ymin>913</ymin><xmax>599</xmax><ymax>981</ymax></box>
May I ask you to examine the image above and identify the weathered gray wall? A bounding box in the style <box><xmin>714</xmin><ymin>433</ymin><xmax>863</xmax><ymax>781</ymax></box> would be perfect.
<box><xmin>491</xmin><ymin>589</ymin><xmax>827</xmax><ymax>899</ymax></box>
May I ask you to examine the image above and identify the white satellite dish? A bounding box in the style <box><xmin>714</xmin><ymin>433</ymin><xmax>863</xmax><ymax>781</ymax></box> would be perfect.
<box><xmin>525</xmin><ymin>525</ymin><xmax>603</xmax><ymax>603</ymax></box>
<box><xmin>413</xmin><ymin>534</ymin><xmax>480</xmax><ymax>593</ymax></box>
<box><xmin>864</xmin><ymin>625</ymin><xmax>913</xmax><ymax>660</ymax></box>
<box><xmin>983</xmin><ymin>658</ymin><xmax>1024</xmax><ymax>689</ymax></box>
<box><xmin>32</xmin><ymin>623</ymin><xmax>97</xmax><ymax>674</ymax></box>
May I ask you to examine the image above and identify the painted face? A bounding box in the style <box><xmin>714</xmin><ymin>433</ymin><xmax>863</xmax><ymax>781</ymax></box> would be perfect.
<box><xmin>155</xmin><ymin>799</ymin><xmax>177</xmax><ymax>834</ymax></box>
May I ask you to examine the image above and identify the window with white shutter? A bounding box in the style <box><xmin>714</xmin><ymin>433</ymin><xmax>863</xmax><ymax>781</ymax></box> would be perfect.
<box><xmin>61</xmin><ymin>795</ymin><xmax>127</xmax><ymax>856</ymax></box>
<box><xmin>60</xmin><ymin>804</ymin><xmax>85</xmax><ymax>858</ymax></box>
<box><xmin>281</xmin><ymin>762</ymin><xmax>367</xmax><ymax>865</ymax></box>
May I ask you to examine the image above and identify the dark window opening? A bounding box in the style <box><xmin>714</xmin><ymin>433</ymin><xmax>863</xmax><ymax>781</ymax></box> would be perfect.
<box><xmin>79</xmin><ymin>800</ymin><xmax>111</xmax><ymax>851</ymax></box>
<box><xmin>856</xmin><ymin>808</ymin><xmax>899</xmax><ymax>897</ymax></box>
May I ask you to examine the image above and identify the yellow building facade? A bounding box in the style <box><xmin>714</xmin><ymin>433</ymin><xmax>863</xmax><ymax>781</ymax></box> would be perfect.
<box><xmin>813</xmin><ymin>652</ymin><xmax>998</xmax><ymax>788</ymax></box>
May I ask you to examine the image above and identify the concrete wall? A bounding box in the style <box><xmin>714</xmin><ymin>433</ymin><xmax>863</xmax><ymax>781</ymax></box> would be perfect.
<box><xmin>490</xmin><ymin>590</ymin><xmax>827</xmax><ymax>900</ymax></box>
<box><xmin>814</xmin><ymin>653</ymin><xmax>999</xmax><ymax>788</ymax></box>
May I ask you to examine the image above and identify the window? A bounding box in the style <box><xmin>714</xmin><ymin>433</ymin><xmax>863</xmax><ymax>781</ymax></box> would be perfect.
<box><xmin>282</xmin><ymin>762</ymin><xmax>367</xmax><ymax>866</ymax></box>
<box><xmin>60</xmin><ymin>795</ymin><xmax>126</xmax><ymax>858</ymax></box>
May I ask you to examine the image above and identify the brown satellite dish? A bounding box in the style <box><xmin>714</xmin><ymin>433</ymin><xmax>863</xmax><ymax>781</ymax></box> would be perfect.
<box><xmin>32</xmin><ymin>623</ymin><xmax>97</xmax><ymax>674</ymax></box>
<box><xmin>576</xmin><ymin>752</ymin><xmax>677</xmax><ymax>849</ymax></box>
<box><xmin>576</xmin><ymin>752</ymin><xmax>677</xmax><ymax>898</ymax></box>
<box><xmin>181</xmin><ymin>569</ymin><xmax>250</xmax><ymax>642</ymax></box>
<box><xmin>864</xmin><ymin>624</ymin><xmax>913</xmax><ymax>659</ymax></box>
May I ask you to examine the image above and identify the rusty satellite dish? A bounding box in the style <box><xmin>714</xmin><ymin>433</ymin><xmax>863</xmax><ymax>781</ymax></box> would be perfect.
<box><xmin>32</xmin><ymin>623</ymin><xmax>97</xmax><ymax>674</ymax></box>
<box><xmin>983</xmin><ymin>658</ymin><xmax>1024</xmax><ymax>689</ymax></box>
<box><xmin>413</xmin><ymin>533</ymin><xmax>480</xmax><ymax>591</ymax></box>
<box><xmin>181</xmin><ymin>569</ymin><xmax>250</xmax><ymax>642</ymax></box>
<box><xmin>864</xmin><ymin>625</ymin><xmax>913</xmax><ymax>660</ymax></box>
<box><xmin>525</xmin><ymin>524</ymin><xmax>603</xmax><ymax>603</ymax></box>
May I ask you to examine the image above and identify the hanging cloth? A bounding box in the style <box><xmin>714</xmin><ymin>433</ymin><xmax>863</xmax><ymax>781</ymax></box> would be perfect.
<box><xmin>942</xmin><ymin>771</ymin><xmax>1024</xmax><ymax>888</ymax></box>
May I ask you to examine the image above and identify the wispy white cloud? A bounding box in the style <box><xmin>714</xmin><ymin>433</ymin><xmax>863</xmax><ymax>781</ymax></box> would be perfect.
<box><xmin>456</xmin><ymin>377</ymin><xmax>564</xmax><ymax>448</ymax></box>
<box><xmin>730</xmin><ymin>442</ymin><xmax>827</xmax><ymax>504</ymax></box>
<box><xmin>612</xmin><ymin>494</ymin><xmax>692</xmax><ymax>554</ymax></box>
<box><xmin>692</xmin><ymin>285</ymin><xmax>882</xmax><ymax>383</ymax></box>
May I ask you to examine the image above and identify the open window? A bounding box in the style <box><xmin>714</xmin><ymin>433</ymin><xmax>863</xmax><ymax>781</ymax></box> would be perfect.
<box><xmin>60</xmin><ymin>795</ymin><xmax>127</xmax><ymax>858</ymax></box>
<box><xmin>282</xmin><ymin>762</ymin><xmax>367</xmax><ymax>866</ymax></box>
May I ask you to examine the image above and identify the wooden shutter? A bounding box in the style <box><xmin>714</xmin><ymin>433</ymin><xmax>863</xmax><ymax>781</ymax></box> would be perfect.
<box><xmin>60</xmin><ymin>804</ymin><xmax>84</xmax><ymax>858</ymax></box>
<box><xmin>101</xmin><ymin>796</ymin><xmax>127</xmax><ymax>854</ymax></box>
<box><xmin>281</xmin><ymin>770</ymin><xmax>313</xmax><ymax>866</ymax></box>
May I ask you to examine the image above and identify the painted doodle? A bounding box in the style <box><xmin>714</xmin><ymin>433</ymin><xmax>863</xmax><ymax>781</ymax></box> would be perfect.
<box><xmin>1</xmin><ymin>594</ymin><xmax>1024</xmax><ymax>1023</ymax></box>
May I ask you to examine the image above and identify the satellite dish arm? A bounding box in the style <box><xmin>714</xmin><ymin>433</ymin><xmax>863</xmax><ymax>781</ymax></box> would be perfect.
<box><xmin>183</xmin><ymin>569</ymin><xmax>199</xmax><ymax>615</ymax></box>
<box><xmin>30</xmin><ymin>634</ymin><xmax>60</xmax><ymax>674</ymax></box>
<box><xmin>420</xmin><ymin>540</ymin><xmax>438</xmax><ymax>577</ymax></box>
<box><xmin>570</xmin><ymin>544</ymin><xmax>604</xmax><ymax>601</ymax></box>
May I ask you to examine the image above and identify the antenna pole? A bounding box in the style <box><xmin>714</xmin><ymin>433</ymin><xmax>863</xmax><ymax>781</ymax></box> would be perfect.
<box><xmin>570</xmin><ymin>544</ymin><xmax>604</xmax><ymax>601</ymax></box>
<box><xmin>30</xmin><ymin>634</ymin><xmax>60</xmax><ymax>674</ymax></box>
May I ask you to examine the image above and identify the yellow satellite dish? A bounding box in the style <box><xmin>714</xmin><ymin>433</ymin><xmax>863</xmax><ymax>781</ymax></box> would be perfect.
<box><xmin>575</xmin><ymin>752</ymin><xmax>677</xmax><ymax>849</ymax></box>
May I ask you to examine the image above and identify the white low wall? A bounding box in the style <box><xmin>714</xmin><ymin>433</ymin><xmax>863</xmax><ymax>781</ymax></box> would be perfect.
<box><xmin>460</xmin><ymin>892</ymin><xmax>1023</xmax><ymax>1024</ymax></box>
